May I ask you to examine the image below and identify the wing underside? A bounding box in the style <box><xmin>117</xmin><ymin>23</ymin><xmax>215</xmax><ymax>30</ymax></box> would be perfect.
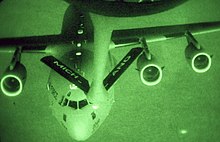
<box><xmin>111</xmin><ymin>21</ymin><xmax>220</xmax><ymax>48</ymax></box>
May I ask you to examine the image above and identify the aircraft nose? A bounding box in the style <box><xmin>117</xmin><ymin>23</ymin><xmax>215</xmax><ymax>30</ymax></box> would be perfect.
<box><xmin>68</xmin><ymin>117</ymin><xmax>92</xmax><ymax>141</ymax></box>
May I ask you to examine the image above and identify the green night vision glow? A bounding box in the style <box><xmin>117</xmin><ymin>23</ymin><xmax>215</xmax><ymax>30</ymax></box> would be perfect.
<box><xmin>192</xmin><ymin>53</ymin><xmax>211</xmax><ymax>73</ymax></box>
<box><xmin>0</xmin><ymin>74</ymin><xmax>22</xmax><ymax>97</ymax></box>
<box><xmin>140</xmin><ymin>64</ymin><xmax>162</xmax><ymax>86</ymax></box>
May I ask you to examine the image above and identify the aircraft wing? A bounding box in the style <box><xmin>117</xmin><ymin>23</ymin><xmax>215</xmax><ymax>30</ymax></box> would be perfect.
<box><xmin>0</xmin><ymin>34</ymin><xmax>73</xmax><ymax>52</ymax></box>
<box><xmin>104</xmin><ymin>21</ymin><xmax>220</xmax><ymax>90</ymax></box>
<box><xmin>111</xmin><ymin>21</ymin><xmax>220</xmax><ymax>48</ymax></box>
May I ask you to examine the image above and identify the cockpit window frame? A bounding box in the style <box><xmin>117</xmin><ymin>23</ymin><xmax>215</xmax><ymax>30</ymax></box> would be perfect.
<box><xmin>61</xmin><ymin>98</ymin><xmax>68</xmax><ymax>107</ymax></box>
<box><xmin>61</xmin><ymin>97</ymin><xmax>89</xmax><ymax>109</ymax></box>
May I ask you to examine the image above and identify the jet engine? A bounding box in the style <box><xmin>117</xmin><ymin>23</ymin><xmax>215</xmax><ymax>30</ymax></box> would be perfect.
<box><xmin>0</xmin><ymin>62</ymin><xmax>27</xmax><ymax>97</ymax></box>
<box><xmin>137</xmin><ymin>53</ymin><xmax>163</xmax><ymax>86</ymax></box>
<box><xmin>0</xmin><ymin>47</ymin><xmax>26</xmax><ymax>97</ymax></box>
<box><xmin>136</xmin><ymin>38</ymin><xmax>163</xmax><ymax>86</ymax></box>
<box><xmin>185</xmin><ymin>31</ymin><xmax>212</xmax><ymax>73</ymax></box>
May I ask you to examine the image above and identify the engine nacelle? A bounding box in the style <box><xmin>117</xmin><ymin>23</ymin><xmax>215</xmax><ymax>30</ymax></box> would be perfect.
<box><xmin>0</xmin><ymin>63</ymin><xmax>27</xmax><ymax>96</ymax></box>
<box><xmin>185</xmin><ymin>43</ymin><xmax>212</xmax><ymax>73</ymax></box>
<box><xmin>137</xmin><ymin>53</ymin><xmax>163</xmax><ymax>86</ymax></box>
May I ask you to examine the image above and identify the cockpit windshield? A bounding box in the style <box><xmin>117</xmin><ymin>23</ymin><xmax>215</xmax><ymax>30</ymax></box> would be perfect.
<box><xmin>68</xmin><ymin>100</ymin><xmax>77</xmax><ymax>109</ymax></box>
<box><xmin>79</xmin><ymin>99</ymin><xmax>88</xmax><ymax>109</ymax></box>
<box><xmin>64</xmin><ymin>99</ymin><xmax>88</xmax><ymax>109</ymax></box>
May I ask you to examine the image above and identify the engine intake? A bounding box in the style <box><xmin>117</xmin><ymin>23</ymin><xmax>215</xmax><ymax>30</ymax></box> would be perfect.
<box><xmin>185</xmin><ymin>43</ymin><xmax>212</xmax><ymax>73</ymax></box>
<box><xmin>137</xmin><ymin>53</ymin><xmax>162</xmax><ymax>86</ymax></box>
<box><xmin>1</xmin><ymin>63</ymin><xmax>27</xmax><ymax>96</ymax></box>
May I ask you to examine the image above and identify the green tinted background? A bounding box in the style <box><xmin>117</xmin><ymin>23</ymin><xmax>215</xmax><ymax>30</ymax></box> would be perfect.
<box><xmin>0</xmin><ymin>0</ymin><xmax>220</xmax><ymax>142</ymax></box>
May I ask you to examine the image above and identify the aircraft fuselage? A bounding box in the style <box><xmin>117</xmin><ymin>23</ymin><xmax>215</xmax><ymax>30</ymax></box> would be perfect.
<box><xmin>47</xmin><ymin>47</ymin><xmax>115</xmax><ymax>141</ymax></box>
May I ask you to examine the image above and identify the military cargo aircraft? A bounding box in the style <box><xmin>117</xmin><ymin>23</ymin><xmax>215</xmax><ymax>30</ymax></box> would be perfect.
<box><xmin>0</xmin><ymin>0</ymin><xmax>220</xmax><ymax>141</ymax></box>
